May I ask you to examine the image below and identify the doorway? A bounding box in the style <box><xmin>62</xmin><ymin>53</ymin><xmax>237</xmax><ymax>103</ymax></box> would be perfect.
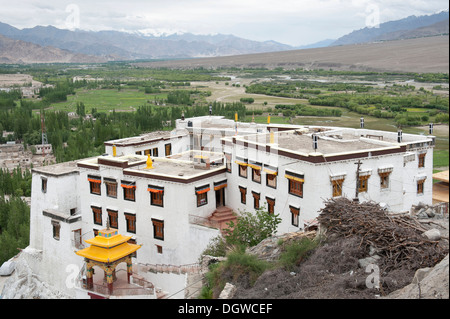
<box><xmin>215</xmin><ymin>188</ymin><xmax>225</xmax><ymax>208</ymax></box>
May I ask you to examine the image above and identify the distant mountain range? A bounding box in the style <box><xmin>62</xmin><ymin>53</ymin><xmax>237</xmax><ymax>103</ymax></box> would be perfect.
<box><xmin>0</xmin><ymin>34</ymin><xmax>107</xmax><ymax>64</ymax></box>
<box><xmin>0</xmin><ymin>10</ymin><xmax>448</xmax><ymax>64</ymax></box>
<box><xmin>0</xmin><ymin>22</ymin><xmax>293</xmax><ymax>62</ymax></box>
<box><xmin>330</xmin><ymin>10</ymin><xmax>448</xmax><ymax>46</ymax></box>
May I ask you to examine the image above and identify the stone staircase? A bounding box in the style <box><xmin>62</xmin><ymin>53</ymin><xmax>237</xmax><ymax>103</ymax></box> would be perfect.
<box><xmin>208</xmin><ymin>206</ymin><xmax>237</xmax><ymax>234</ymax></box>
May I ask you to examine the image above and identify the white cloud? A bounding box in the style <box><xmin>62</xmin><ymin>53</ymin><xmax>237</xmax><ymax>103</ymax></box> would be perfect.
<box><xmin>0</xmin><ymin>0</ymin><xmax>447</xmax><ymax>46</ymax></box>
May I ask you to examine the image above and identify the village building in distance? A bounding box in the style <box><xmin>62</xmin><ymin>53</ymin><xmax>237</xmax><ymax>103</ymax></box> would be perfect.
<box><xmin>25</xmin><ymin>115</ymin><xmax>436</xmax><ymax>298</ymax></box>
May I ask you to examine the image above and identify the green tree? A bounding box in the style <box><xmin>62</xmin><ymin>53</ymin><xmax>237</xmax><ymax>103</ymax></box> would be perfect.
<box><xmin>0</xmin><ymin>196</ymin><xmax>30</xmax><ymax>264</ymax></box>
<box><xmin>223</xmin><ymin>207</ymin><xmax>281</xmax><ymax>248</ymax></box>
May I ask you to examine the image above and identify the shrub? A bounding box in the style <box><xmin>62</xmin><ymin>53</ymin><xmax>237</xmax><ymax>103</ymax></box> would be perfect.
<box><xmin>240</xmin><ymin>97</ymin><xmax>254</xmax><ymax>104</ymax></box>
<box><xmin>223</xmin><ymin>208</ymin><xmax>282</xmax><ymax>248</ymax></box>
<box><xmin>201</xmin><ymin>235</ymin><xmax>227</xmax><ymax>257</ymax></box>
<box><xmin>279</xmin><ymin>237</ymin><xmax>320</xmax><ymax>271</ymax></box>
<box><xmin>224</xmin><ymin>250</ymin><xmax>271</xmax><ymax>286</ymax></box>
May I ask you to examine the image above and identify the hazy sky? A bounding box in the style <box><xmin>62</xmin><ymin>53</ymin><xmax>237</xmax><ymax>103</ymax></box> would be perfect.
<box><xmin>0</xmin><ymin>0</ymin><xmax>448</xmax><ymax>46</ymax></box>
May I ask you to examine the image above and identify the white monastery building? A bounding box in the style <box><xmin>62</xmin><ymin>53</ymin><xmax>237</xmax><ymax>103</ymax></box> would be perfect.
<box><xmin>26</xmin><ymin>115</ymin><xmax>435</xmax><ymax>298</ymax></box>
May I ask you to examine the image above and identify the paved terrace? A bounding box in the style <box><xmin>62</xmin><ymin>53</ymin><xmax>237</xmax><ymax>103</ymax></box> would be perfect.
<box><xmin>77</xmin><ymin>152</ymin><xmax>226</xmax><ymax>182</ymax></box>
<box><xmin>226</xmin><ymin>126</ymin><xmax>434</xmax><ymax>159</ymax></box>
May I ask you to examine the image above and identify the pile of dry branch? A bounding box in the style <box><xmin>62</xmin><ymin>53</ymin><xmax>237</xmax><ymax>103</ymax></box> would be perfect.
<box><xmin>317</xmin><ymin>198</ymin><xmax>448</xmax><ymax>273</ymax></box>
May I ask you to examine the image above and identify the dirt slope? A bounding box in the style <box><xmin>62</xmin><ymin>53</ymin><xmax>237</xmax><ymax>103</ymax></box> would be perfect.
<box><xmin>137</xmin><ymin>36</ymin><xmax>449</xmax><ymax>73</ymax></box>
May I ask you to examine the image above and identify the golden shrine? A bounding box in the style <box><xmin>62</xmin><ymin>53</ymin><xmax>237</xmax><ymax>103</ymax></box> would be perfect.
<box><xmin>76</xmin><ymin>223</ymin><xmax>141</xmax><ymax>295</ymax></box>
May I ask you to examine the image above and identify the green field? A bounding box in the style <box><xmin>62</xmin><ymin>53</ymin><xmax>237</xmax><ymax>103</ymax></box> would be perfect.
<box><xmin>48</xmin><ymin>88</ymin><xmax>167</xmax><ymax>112</ymax></box>
<box><xmin>43</xmin><ymin>70</ymin><xmax>448</xmax><ymax>170</ymax></box>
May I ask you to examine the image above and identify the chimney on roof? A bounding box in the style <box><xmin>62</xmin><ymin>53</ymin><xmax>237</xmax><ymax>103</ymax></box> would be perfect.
<box><xmin>313</xmin><ymin>134</ymin><xmax>318</xmax><ymax>150</ymax></box>
<box><xmin>397</xmin><ymin>130</ymin><xmax>402</xmax><ymax>143</ymax></box>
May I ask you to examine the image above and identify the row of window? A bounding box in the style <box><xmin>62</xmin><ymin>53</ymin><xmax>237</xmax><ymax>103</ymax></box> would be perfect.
<box><xmin>342</xmin><ymin>172</ymin><xmax>425</xmax><ymax>196</ymax></box>
<box><xmin>233</xmin><ymin>152</ymin><xmax>428</xmax><ymax>198</ymax></box>
<box><xmin>88</xmin><ymin>176</ymin><xmax>165</xmax><ymax>206</ymax></box>
<box><xmin>134</xmin><ymin>143</ymin><xmax>172</xmax><ymax>157</ymax></box>
<box><xmin>238</xmin><ymin>186</ymin><xmax>301</xmax><ymax>226</ymax></box>
<box><xmin>235</xmin><ymin>160</ymin><xmax>278</xmax><ymax>188</ymax></box>
<box><xmin>88</xmin><ymin>176</ymin><xmax>227</xmax><ymax>208</ymax></box>
<box><xmin>91</xmin><ymin>205</ymin><xmax>164</xmax><ymax>240</ymax></box>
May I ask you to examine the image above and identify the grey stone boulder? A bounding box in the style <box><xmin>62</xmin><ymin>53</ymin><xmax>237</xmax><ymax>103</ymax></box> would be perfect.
<box><xmin>422</xmin><ymin>228</ymin><xmax>441</xmax><ymax>241</ymax></box>
<box><xmin>0</xmin><ymin>261</ymin><xmax>15</xmax><ymax>276</ymax></box>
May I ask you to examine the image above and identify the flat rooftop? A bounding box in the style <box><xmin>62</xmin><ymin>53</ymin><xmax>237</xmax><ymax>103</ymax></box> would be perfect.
<box><xmin>78</xmin><ymin>151</ymin><xmax>226</xmax><ymax>181</ymax></box>
<box><xmin>104</xmin><ymin>130</ymin><xmax>187</xmax><ymax>146</ymax></box>
<box><xmin>231</xmin><ymin>126</ymin><xmax>434</xmax><ymax>157</ymax></box>
<box><xmin>32</xmin><ymin>160</ymin><xmax>79</xmax><ymax>176</ymax></box>
<box><xmin>178</xmin><ymin>116</ymin><xmax>267</xmax><ymax>134</ymax></box>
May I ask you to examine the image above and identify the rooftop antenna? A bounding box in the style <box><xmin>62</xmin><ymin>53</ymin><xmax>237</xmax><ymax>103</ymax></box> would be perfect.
<box><xmin>397</xmin><ymin>129</ymin><xmax>402</xmax><ymax>143</ymax></box>
<box><xmin>429</xmin><ymin>123</ymin><xmax>433</xmax><ymax>135</ymax></box>
<box><xmin>209</xmin><ymin>104</ymin><xmax>212</xmax><ymax>116</ymax></box>
<box><xmin>360</xmin><ymin>117</ymin><xmax>364</xmax><ymax>128</ymax></box>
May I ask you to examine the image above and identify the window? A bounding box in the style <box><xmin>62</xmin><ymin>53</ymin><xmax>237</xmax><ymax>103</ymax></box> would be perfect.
<box><xmin>148</xmin><ymin>185</ymin><xmax>164</xmax><ymax>207</ymax></box>
<box><xmin>239</xmin><ymin>165</ymin><xmax>248</xmax><ymax>178</ymax></box>
<box><xmin>236</xmin><ymin>158</ymin><xmax>248</xmax><ymax>178</ymax></box>
<box><xmin>239</xmin><ymin>186</ymin><xmax>247</xmax><ymax>204</ymax></box>
<box><xmin>144</xmin><ymin>149</ymin><xmax>151</xmax><ymax>155</ymax></box>
<box><xmin>197</xmin><ymin>193</ymin><xmax>207</xmax><ymax>206</ymax></box>
<box><xmin>332</xmin><ymin>179</ymin><xmax>344</xmax><ymax>197</ymax></box>
<box><xmin>152</xmin><ymin>148</ymin><xmax>159</xmax><ymax>157</ymax></box>
<box><xmin>92</xmin><ymin>206</ymin><xmax>102</xmax><ymax>225</ymax></box>
<box><xmin>88</xmin><ymin>176</ymin><xmax>101</xmax><ymax>195</ymax></box>
<box><xmin>252</xmin><ymin>191</ymin><xmax>260</xmax><ymax>210</ymax></box>
<box><xmin>379</xmin><ymin>172</ymin><xmax>390</xmax><ymax>189</ymax></box>
<box><xmin>225</xmin><ymin>153</ymin><xmax>232</xmax><ymax>173</ymax></box>
<box><xmin>165</xmin><ymin>143</ymin><xmax>172</xmax><ymax>156</ymax></box>
<box><xmin>52</xmin><ymin>220</ymin><xmax>60</xmax><ymax>240</ymax></box>
<box><xmin>252</xmin><ymin>167</ymin><xmax>261</xmax><ymax>183</ymax></box>
<box><xmin>151</xmin><ymin>192</ymin><xmax>164</xmax><ymax>206</ymax></box>
<box><xmin>156</xmin><ymin>245</ymin><xmax>163</xmax><ymax>254</ymax></box>
<box><xmin>124</xmin><ymin>213</ymin><xmax>136</xmax><ymax>233</ymax></box>
<box><xmin>196</xmin><ymin>185</ymin><xmax>210</xmax><ymax>207</ymax></box>
<box><xmin>286</xmin><ymin>172</ymin><xmax>304</xmax><ymax>197</ymax></box>
<box><xmin>266</xmin><ymin>197</ymin><xmax>275</xmax><ymax>215</ymax></box>
<box><xmin>70</xmin><ymin>208</ymin><xmax>77</xmax><ymax>216</ymax></box>
<box><xmin>121</xmin><ymin>181</ymin><xmax>136</xmax><ymax>201</ymax></box>
<box><xmin>358</xmin><ymin>175</ymin><xmax>370</xmax><ymax>193</ymax></box>
<box><xmin>290</xmin><ymin>206</ymin><xmax>300</xmax><ymax>227</ymax></box>
<box><xmin>41</xmin><ymin>177</ymin><xmax>47</xmax><ymax>193</ymax></box>
<box><xmin>266</xmin><ymin>173</ymin><xmax>277</xmax><ymax>188</ymax></box>
<box><xmin>417</xmin><ymin>178</ymin><xmax>426</xmax><ymax>194</ymax></box>
<box><xmin>107</xmin><ymin>209</ymin><xmax>118</xmax><ymax>229</ymax></box>
<box><xmin>152</xmin><ymin>219</ymin><xmax>164</xmax><ymax>240</ymax></box>
<box><xmin>418</xmin><ymin>153</ymin><xmax>426</xmax><ymax>168</ymax></box>
<box><xmin>105</xmin><ymin>179</ymin><xmax>117</xmax><ymax>198</ymax></box>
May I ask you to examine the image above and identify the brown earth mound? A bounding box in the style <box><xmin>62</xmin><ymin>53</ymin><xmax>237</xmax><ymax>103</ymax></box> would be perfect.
<box><xmin>232</xmin><ymin>198</ymin><xmax>448</xmax><ymax>299</ymax></box>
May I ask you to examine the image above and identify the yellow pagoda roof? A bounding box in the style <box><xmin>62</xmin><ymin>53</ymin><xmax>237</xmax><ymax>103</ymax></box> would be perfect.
<box><xmin>84</xmin><ymin>228</ymin><xmax>131</xmax><ymax>248</ymax></box>
<box><xmin>75</xmin><ymin>228</ymin><xmax>141</xmax><ymax>263</ymax></box>
<box><xmin>76</xmin><ymin>242</ymin><xmax>140</xmax><ymax>263</ymax></box>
